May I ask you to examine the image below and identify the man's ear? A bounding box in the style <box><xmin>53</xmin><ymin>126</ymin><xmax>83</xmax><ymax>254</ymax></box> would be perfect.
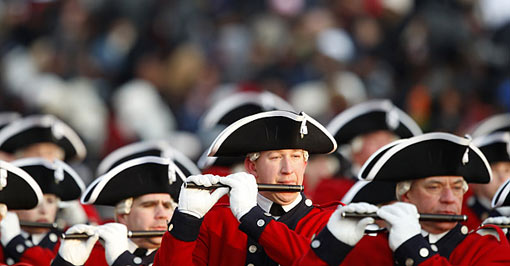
<box><xmin>400</xmin><ymin>191</ymin><xmax>411</xmax><ymax>203</ymax></box>
<box><xmin>244</xmin><ymin>157</ymin><xmax>257</xmax><ymax>176</ymax></box>
<box><xmin>116</xmin><ymin>213</ymin><xmax>128</xmax><ymax>224</ymax></box>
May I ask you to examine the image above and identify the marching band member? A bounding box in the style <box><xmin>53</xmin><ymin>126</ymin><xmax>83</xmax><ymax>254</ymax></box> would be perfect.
<box><xmin>296</xmin><ymin>132</ymin><xmax>510</xmax><ymax>265</ymax></box>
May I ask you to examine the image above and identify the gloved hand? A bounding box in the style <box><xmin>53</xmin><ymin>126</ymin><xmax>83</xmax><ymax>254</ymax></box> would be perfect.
<box><xmin>0</xmin><ymin>212</ymin><xmax>21</xmax><ymax>246</ymax></box>
<box><xmin>483</xmin><ymin>216</ymin><xmax>510</xmax><ymax>226</ymax></box>
<box><xmin>218</xmin><ymin>172</ymin><xmax>258</xmax><ymax>221</ymax></box>
<box><xmin>483</xmin><ymin>216</ymin><xmax>510</xmax><ymax>234</ymax></box>
<box><xmin>326</xmin><ymin>202</ymin><xmax>378</xmax><ymax>246</ymax></box>
<box><xmin>58</xmin><ymin>224</ymin><xmax>99</xmax><ymax>265</ymax></box>
<box><xmin>377</xmin><ymin>202</ymin><xmax>422</xmax><ymax>251</ymax></box>
<box><xmin>178</xmin><ymin>174</ymin><xmax>229</xmax><ymax>219</ymax></box>
<box><xmin>97</xmin><ymin>223</ymin><xmax>128</xmax><ymax>265</ymax></box>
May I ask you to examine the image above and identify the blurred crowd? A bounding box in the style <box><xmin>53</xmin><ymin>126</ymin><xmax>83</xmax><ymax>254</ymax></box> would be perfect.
<box><xmin>0</xmin><ymin>0</ymin><xmax>509</xmax><ymax>187</ymax></box>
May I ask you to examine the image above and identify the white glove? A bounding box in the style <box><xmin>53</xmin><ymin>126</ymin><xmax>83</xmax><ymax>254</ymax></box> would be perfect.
<box><xmin>1</xmin><ymin>212</ymin><xmax>21</xmax><ymax>246</ymax></box>
<box><xmin>58</xmin><ymin>224</ymin><xmax>99</xmax><ymax>265</ymax></box>
<box><xmin>377</xmin><ymin>202</ymin><xmax>422</xmax><ymax>251</ymax></box>
<box><xmin>178</xmin><ymin>174</ymin><xmax>229</xmax><ymax>219</ymax></box>
<box><xmin>483</xmin><ymin>216</ymin><xmax>510</xmax><ymax>225</ymax></box>
<box><xmin>483</xmin><ymin>216</ymin><xmax>510</xmax><ymax>234</ymax></box>
<box><xmin>218</xmin><ymin>172</ymin><xmax>258</xmax><ymax>221</ymax></box>
<box><xmin>97</xmin><ymin>223</ymin><xmax>128</xmax><ymax>265</ymax></box>
<box><xmin>326</xmin><ymin>202</ymin><xmax>377</xmax><ymax>246</ymax></box>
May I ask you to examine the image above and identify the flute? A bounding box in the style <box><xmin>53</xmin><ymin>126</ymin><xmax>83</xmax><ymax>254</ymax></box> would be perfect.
<box><xmin>342</xmin><ymin>212</ymin><xmax>467</xmax><ymax>222</ymax></box>
<box><xmin>186</xmin><ymin>183</ymin><xmax>304</xmax><ymax>192</ymax></box>
<box><xmin>20</xmin><ymin>221</ymin><xmax>60</xmax><ymax>229</ymax></box>
<box><xmin>62</xmin><ymin>230</ymin><xmax>166</xmax><ymax>240</ymax></box>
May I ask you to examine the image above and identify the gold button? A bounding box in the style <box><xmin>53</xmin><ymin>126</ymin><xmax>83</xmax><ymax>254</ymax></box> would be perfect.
<box><xmin>405</xmin><ymin>258</ymin><xmax>414</xmax><ymax>266</ymax></box>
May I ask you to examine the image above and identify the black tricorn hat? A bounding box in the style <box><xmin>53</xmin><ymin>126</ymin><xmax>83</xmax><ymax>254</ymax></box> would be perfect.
<box><xmin>0</xmin><ymin>114</ymin><xmax>86</xmax><ymax>162</ymax></box>
<box><xmin>198</xmin><ymin>91</ymin><xmax>295</xmax><ymax>170</ymax></box>
<box><xmin>96</xmin><ymin>140</ymin><xmax>200</xmax><ymax>178</ymax></box>
<box><xmin>470</xmin><ymin>113</ymin><xmax>510</xmax><ymax>138</ymax></box>
<box><xmin>11</xmin><ymin>158</ymin><xmax>85</xmax><ymax>201</ymax></box>
<box><xmin>0</xmin><ymin>160</ymin><xmax>43</xmax><ymax>210</ymax></box>
<box><xmin>492</xmin><ymin>179</ymin><xmax>510</xmax><ymax>208</ymax></box>
<box><xmin>359</xmin><ymin>132</ymin><xmax>492</xmax><ymax>184</ymax></box>
<box><xmin>326</xmin><ymin>99</ymin><xmax>422</xmax><ymax>146</ymax></box>
<box><xmin>207</xmin><ymin>110</ymin><xmax>337</xmax><ymax>156</ymax></box>
<box><xmin>341</xmin><ymin>180</ymin><xmax>397</xmax><ymax>205</ymax></box>
<box><xmin>81</xmin><ymin>156</ymin><xmax>186</xmax><ymax>206</ymax></box>
<box><xmin>473</xmin><ymin>132</ymin><xmax>510</xmax><ymax>164</ymax></box>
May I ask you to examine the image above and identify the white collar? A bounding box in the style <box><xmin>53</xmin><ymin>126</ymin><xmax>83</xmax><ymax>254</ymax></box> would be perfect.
<box><xmin>257</xmin><ymin>193</ymin><xmax>302</xmax><ymax>218</ymax></box>
<box><xmin>21</xmin><ymin>230</ymin><xmax>45</xmax><ymax>245</ymax></box>
<box><xmin>421</xmin><ymin>229</ymin><xmax>449</xmax><ymax>244</ymax></box>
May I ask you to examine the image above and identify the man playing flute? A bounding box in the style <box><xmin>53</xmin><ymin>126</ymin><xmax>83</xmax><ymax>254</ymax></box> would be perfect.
<box><xmin>52</xmin><ymin>155</ymin><xmax>188</xmax><ymax>266</ymax></box>
<box><xmin>153</xmin><ymin>110</ymin><xmax>377</xmax><ymax>265</ymax></box>
<box><xmin>296</xmin><ymin>132</ymin><xmax>510</xmax><ymax>265</ymax></box>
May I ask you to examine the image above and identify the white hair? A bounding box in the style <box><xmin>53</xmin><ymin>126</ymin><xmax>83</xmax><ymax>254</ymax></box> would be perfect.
<box><xmin>247</xmin><ymin>150</ymin><xmax>309</xmax><ymax>162</ymax></box>
<box><xmin>114</xmin><ymin>197</ymin><xmax>133</xmax><ymax>218</ymax></box>
<box><xmin>395</xmin><ymin>179</ymin><xmax>469</xmax><ymax>201</ymax></box>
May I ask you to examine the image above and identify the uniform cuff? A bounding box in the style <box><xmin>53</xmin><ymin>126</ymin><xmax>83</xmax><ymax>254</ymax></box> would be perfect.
<box><xmin>238</xmin><ymin>206</ymin><xmax>274</xmax><ymax>241</ymax></box>
<box><xmin>311</xmin><ymin>227</ymin><xmax>353</xmax><ymax>265</ymax></box>
<box><xmin>394</xmin><ymin>234</ymin><xmax>437</xmax><ymax>266</ymax></box>
<box><xmin>169</xmin><ymin>209</ymin><xmax>203</xmax><ymax>241</ymax></box>
<box><xmin>4</xmin><ymin>234</ymin><xmax>30</xmax><ymax>261</ymax></box>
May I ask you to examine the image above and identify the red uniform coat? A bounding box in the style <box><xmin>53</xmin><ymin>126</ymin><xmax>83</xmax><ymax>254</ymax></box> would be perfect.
<box><xmin>295</xmin><ymin>223</ymin><xmax>510</xmax><ymax>266</ymax></box>
<box><xmin>154</xmin><ymin>196</ymin><xmax>339</xmax><ymax>266</ymax></box>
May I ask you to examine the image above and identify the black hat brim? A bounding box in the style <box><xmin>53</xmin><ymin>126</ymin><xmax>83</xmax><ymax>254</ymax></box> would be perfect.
<box><xmin>341</xmin><ymin>180</ymin><xmax>397</xmax><ymax>205</ymax></box>
<box><xmin>12</xmin><ymin>158</ymin><xmax>85</xmax><ymax>201</ymax></box>
<box><xmin>208</xmin><ymin>111</ymin><xmax>337</xmax><ymax>156</ymax></box>
<box><xmin>360</xmin><ymin>132</ymin><xmax>492</xmax><ymax>184</ymax></box>
<box><xmin>327</xmin><ymin>100</ymin><xmax>422</xmax><ymax>146</ymax></box>
<box><xmin>0</xmin><ymin>161</ymin><xmax>43</xmax><ymax>209</ymax></box>
<box><xmin>492</xmin><ymin>179</ymin><xmax>510</xmax><ymax>208</ymax></box>
<box><xmin>82</xmin><ymin>156</ymin><xmax>185</xmax><ymax>206</ymax></box>
<box><xmin>0</xmin><ymin>115</ymin><xmax>86</xmax><ymax>162</ymax></box>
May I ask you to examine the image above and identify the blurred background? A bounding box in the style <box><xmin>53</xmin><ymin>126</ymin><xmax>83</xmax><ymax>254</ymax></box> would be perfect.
<box><xmin>0</xmin><ymin>0</ymin><xmax>509</xmax><ymax>186</ymax></box>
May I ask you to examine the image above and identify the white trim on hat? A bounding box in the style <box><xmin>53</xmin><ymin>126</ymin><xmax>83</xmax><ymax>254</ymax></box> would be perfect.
<box><xmin>493</xmin><ymin>179</ymin><xmax>510</xmax><ymax>208</ymax></box>
<box><xmin>473</xmin><ymin>131</ymin><xmax>510</xmax><ymax>148</ymax></box>
<box><xmin>199</xmin><ymin>91</ymin><xmax>295</xmax><ymax>130</ymax></box>
<box><xmin>471</xmin><ymin>113</ymin><xmax>510</xmax><ymax>138</ymax></box>
<box><xmin>11</xmin><ymin>157</ymin><xmax>86</xmax><ymax>196</ymax></box>
<box><xmin>81</xmin><ymin>156</ymin><xmax>186</xmax><ymax>205</ymax></box>
<box><xmin>326</xmin><ymin>99</ymin><xmax>422</xmax><ymax>138</ymax></box>
<box><xmin>207</xmin><ymin>111</ymin><xmax>337</xmax><ymax>156</ymax></box>
<box><xmin>0</xmin><ymin>114</ymin><xmax>86</xmax><ymax>161</ymax></box>
<box><xmin>96</xmin><ymin>140</ymin><xmax>200</xmax><ymax>176</ymax></box>
<box><xmin>363</xmin><ymin>132</ymin><xmax>492</xmax><ymax>182</ymax></box>
<box><xmin>0</xmin><ymin>160</ymin><xmax>43</xmax><ymax>204</ymax></box>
